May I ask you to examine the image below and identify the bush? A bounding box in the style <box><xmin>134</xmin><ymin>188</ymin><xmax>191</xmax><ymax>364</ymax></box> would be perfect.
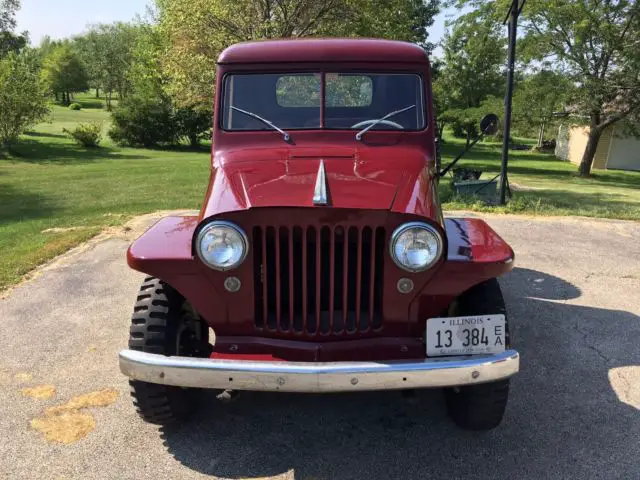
<box><xmin>174</xmin><ymin>108</ymin><xmax>211</xmax><ymax>148</ymax></box>
<box><xmin>108</xmin><ymin>95</ymin><xmax>177</xmax><ymax>147</ymax></box>
<box><xmin>63</xmin><ymin>122</ymin><xmax>102</xmax><ymax>147</ymax></box>
<box><xmin>108</xmin><ymin>94</ymin><xmax>211</xmax><ymax>148</ymax></box>
<box><xmin>69</xmin><ymin>102</ymin><xmax>82</xmax><ymax>110</ymax></box>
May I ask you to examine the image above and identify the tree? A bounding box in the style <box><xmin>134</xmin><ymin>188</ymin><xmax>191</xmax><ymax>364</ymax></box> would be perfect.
<box><xmin>511</xmin><ymin>71</ymin><xmax>572</xmax><ymax>145</ymax></box>
<box><xmin>0</xmin><ymin>49</ymin><xmax>50</xmax><ymax>150</ymax></box>
<box><xmin>524</xmin><ymin>1</ymin><xmax>639</xmax><ymax>176</ymax></box>
<box><xmin>436</xmin><ymin>7</ymin><xmax>505</xmax><ymax>146</ymax></box>
<box><xmin>450</xmin><ymin>0</ymin><xmax>640</xmax><ymax>177</ymax></box>
<box><xmin>37</xmin><ymin>36</ymin><xmax>61</xmax><ymax>59</ymax></box>
<box><xmin>0</xmin><ymin>0</ymin><xmax>19</xmax><ymax>30</ymax></box>
<box><xmin>74</xmin><ymin>23</ymin><xmax>138</xmax><ymax>108</ymax></box>
<box><xmin>42</xmin><ymin>43</ymin><xmax>89</xmax><ymax>105</ymax></box>
<box><xmin>345</xmin><ymin>0</ymin><xmax>440</xmax><ymax>49</ymax></box>
<box><xmin>106</xmin><ymin>18</ymin><xmax>212</xmax><ymax>149</ymax></box>
<box><xmin>155</xmin><ymin>0</ymin><xmax>440</xmax><ymax>108</ymax></box>
<box><xmin>431</xmin><ymin>58</ymin><xmax>451</xmax><ymax>143</ymax></box>
<box><xmin>0</xmin><ymin>0</ymin><xmax>27</xmax><ymax>58</ymax></box>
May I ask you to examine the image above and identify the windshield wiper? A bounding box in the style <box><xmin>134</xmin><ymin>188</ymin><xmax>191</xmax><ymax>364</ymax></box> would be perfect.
<box><xmin>355</xmin><ymin>105</ymin><xmax>416</xmax><ymax>141</ymax></box>
<box><xmin>230</xmin><ymin>106</ymin><xmax>291</xmax><ymax>142</ymax></box>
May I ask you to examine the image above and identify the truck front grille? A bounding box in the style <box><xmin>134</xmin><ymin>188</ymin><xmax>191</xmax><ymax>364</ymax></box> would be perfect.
<box><xmin>253</xmin><ymin>225</ymin><xmax>385</xmax><ymax>336</ymax></box>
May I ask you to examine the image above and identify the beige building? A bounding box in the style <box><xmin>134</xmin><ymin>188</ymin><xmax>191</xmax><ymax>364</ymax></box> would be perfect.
<box><xmin>555</xmin><ymin>124</ymin><xmax>640</xmax><ymax>171</ymax></box>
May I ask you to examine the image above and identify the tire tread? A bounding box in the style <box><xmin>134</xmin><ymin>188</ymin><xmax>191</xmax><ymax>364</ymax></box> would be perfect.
<box><xmin>128</xmin><ymin>277</ymin><xmax>193</xmax><ymax>425</ymax></box>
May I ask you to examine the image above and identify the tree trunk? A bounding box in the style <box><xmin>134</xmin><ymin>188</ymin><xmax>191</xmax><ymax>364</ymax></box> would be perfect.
<box><xmin>189</xmin><ymin>134</ymin><xmax>199</xmax><ymax>148</ymax></box>
<box><xmin>578</xmin><ymin>127</ymin><xmax>602</xmax><ymax>177</ymax></box>
<box><xmin>436</xmin><ymin>122</ymin><xmax>445</xmax><ymax>143</ymax></box>
<box><xmin>537</xmin><ymin>121</ymin><xmax>545</xmax><ymax>148</ymax></box>
<box><xmin>578</xmin><ymin>112</ymin><xmax>603</xmax><ymax>177</ymax></box>
<box><xmin>465</xmin><ymin>130</ymin><xmax>471</xmax><ymax>149</ymax></box>
<box><xmin>106</xmin><ymin>91</ymin><xmax>112</xmax><ymax>111</ymax></box>
<box><xmin>95</xmin><ymin>88</ymin><xmax>100</xmax><ymax>98</ymax></box>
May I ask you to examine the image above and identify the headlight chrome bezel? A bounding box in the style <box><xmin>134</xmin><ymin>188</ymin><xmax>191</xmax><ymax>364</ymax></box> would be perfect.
<box><xmin>196</xmin><ymin>220</ymin><xmax>249</xmax><ymax>271</ymax></box>
<box><xmin>389</xmin><ymin>222</ymin><xmax>443</xmax><ymax>273</ymax></box>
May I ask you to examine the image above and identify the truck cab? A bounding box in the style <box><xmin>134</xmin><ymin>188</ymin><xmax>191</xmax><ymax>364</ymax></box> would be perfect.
<box><xmin>119</xmin><ymin>39</ymin><xmax>519</xmax><ymax>431</ymax></box>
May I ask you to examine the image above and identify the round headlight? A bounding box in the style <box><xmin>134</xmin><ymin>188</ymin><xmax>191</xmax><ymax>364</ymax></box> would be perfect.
<box><xmin>196</xmin><ymin>221</ymin><xmax>248</xmax><ymax>271</ymax></box>
<box><xmin>390</xmin><ymin>222</ymin><xmax>443</xmax><ymax>272</ymax></box>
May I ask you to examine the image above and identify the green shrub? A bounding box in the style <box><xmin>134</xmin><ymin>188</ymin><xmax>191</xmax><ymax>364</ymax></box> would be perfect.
<box><xmin>69</xmin><ymin>102</ymin><xmax>82</xmax><ymax>110</ymax></box>
<box><xmin>63</xmin><ymin>122</ymin><xmax>102</xmax><ymax>147</ymax></box>
<box><xmin>108</xmin><ymin>95</ymin><xmax>177</xmax><ymax>147</ymax></box>
<box><xmin>174</xmin><ymin>108</ymin><xmax>211</xmax><ymax>147</ymax></box>
<box><xmin>0</xmin><ymin>51</ymin><xmax>50</xmax><ymax>149</ymax></box>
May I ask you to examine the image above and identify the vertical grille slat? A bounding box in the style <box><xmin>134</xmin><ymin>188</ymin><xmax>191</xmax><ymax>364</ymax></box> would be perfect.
<box><xmin>342</xmin><ymin>227</ymin><xmax>350</xmax><ymax>332</ymax></box>
<box><xmin>315</xmin><ymin>227</ymin><xmax>321</xmax><ymax>335</ymax></box>
<box><xmin>302</xmin><ymin>227</ymin><xmax>308</xmax><ymax>334</ymax></box>
<box><xmin>355</xmin><ymin>227</ymin><xmax>363</xmax><ymax>330</ymax></box>
<box><xmin>288</xmin><ymin>228</ymin><xmax>294</xmax><ymax>331</ymax></box>
<box><xmin>368</xmin><ymin>227</ymin><xmax>377</xmax><ymax>329</ymax></box>
<box><xmin>254</xmin><ymin>223</ymin><xmax>385</xmax><ymax>336</ymax></box>
<box><xmin>275</xmin><ymin>227</ymin><xmax>282</xmax><ymax>329</ymax></box>
<box><xmin>328</xmin><ymin>227</ymin><xmax>335</xmax><ymax>334</ymax></box>
<box><xmin>265</xmin><ymin>227</ymin><xmax>277</xmax><ymax>330</ymax></box>
<box><xmin>261</xmin><ymin>228</ymin><xmax>269</xmax><ymax>328</ymax></box>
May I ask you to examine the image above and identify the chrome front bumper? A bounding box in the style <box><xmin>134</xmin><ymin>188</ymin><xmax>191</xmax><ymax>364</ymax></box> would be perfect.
<box><xmin>119</xmin><ymin>349</ymin><xmax>519</xmax><ymax>393</ymax></box>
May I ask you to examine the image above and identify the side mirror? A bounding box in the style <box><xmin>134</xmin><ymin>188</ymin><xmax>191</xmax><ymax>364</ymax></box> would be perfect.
<box><xmin>480</xmin><ymin>114</ymin><xmax>499</xmax><ymax>135</ymax></box>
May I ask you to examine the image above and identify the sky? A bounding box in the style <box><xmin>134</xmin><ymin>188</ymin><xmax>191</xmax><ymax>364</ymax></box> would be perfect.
<box><xmin>16</xmin><ymin>0</ymin><xmax>458</xmax><ymax>55</ymax></box>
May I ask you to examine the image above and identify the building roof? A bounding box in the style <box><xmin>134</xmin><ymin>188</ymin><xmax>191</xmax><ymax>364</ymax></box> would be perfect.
<box><xmin>217</xmin><ymin>38</ymin><xmax>429</xmax><ymax>65</ymax></box>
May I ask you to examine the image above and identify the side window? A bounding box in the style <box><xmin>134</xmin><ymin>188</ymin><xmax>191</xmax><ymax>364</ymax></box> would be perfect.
<box><xmin>276</xmin><ymin>74</ymin><xmax>321</xmax><ymax>107</ymax></box>
<box><xmin>325</xmin><ymin>74</ymin><xmax>373</xmax><ymax>107</ymax></box>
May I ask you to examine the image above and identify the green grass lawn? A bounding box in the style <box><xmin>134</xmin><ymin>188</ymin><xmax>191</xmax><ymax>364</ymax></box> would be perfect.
<box><xmin>439</xmin><ymin>134</ymin><xmax>640</xmax><ymax>219</ymax></box>
<box><xmin>0</xmin><ymin>102</ymin><xmax>210</xmax><ymax>290</ymax></box>
<box><xmin>1</xmin><ymin>102</ymin><xmax>639</xmax><ymax>291</ymax></box>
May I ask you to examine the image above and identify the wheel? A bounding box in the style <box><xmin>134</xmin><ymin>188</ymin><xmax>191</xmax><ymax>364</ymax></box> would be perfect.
<box><xmin>443</xmin><ymin>278</ymin><xmax>511</xmax><ymax>431</ymax></box>
<box><xmin>128</xmin><ymin>276</ymin><xmax>211</xmax><ymax>425</ymax></box>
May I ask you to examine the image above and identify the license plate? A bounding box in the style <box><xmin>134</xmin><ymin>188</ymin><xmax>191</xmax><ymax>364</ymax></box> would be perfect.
<box><xmin>426</xmin><ymin>314</ymin><xmax>506</xmax><ymax>357</ymax></box>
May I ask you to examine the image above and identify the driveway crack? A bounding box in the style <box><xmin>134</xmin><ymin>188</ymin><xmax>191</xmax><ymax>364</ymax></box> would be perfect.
<box><xmin>573</xmin><ymin>318</ymin><xmax>612</xmax><ymax>364</ymax></box>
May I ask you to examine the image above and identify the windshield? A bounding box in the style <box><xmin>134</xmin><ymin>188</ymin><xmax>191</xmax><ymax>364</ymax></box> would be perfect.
<box><xmin>221</xmin><ymin>72</ymin><xmax>426</xmax><ymax>132</ymax></box>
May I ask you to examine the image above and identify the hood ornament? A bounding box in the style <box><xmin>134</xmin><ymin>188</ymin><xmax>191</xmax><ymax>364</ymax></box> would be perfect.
<box><xmin>312</xmin><ymin>160</ymin><xmax>328</xmax><ymax>206</ymax></box>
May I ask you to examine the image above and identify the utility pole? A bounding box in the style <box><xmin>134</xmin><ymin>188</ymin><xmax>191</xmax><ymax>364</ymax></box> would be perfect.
<box><xmin>499</xmin><ymin>0</ymin><xmax>525</xmax><ymax>205</ymax></box>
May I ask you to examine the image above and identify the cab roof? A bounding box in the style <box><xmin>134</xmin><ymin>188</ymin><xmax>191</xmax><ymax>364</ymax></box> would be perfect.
<box><xmin>217</xmin><ymin>38</ymin><xmax>429</xmax><ymax>65</ymax></box>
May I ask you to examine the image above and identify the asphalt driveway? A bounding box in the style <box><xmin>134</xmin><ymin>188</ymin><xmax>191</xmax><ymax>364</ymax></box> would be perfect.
<box><xmin>1</xmin><ymin>213</ymin><xmax>639</xmax><ymax>480</ymax></box>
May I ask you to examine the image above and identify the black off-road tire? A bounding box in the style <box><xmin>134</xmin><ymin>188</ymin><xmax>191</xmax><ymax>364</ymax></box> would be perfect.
<box><xmin>444</xmin><ymin>278</ymin><xmax>511</xmax><ymax>431</ymax></box>
<box><xmin>128</xmin><ymin>277</ymin><xmax>206</xmax><ymax>425</ymax></box>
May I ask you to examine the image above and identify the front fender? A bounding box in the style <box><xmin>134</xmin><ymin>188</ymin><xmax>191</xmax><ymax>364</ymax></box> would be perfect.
<box><xmin>127</xmin><ymin>216</ymin><xmax>228</xmax><ymax>324</ymax></box>
<box><xmin>434</xmin><ymin>217</ymin><xmax>514</xmax><ymax>293</ymax></box>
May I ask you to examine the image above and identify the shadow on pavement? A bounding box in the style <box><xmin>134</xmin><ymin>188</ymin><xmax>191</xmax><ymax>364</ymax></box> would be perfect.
<box><xmin>161</xmin><ymin>267</ymin><xmax>639</xmax><ymax>479</ymax></box>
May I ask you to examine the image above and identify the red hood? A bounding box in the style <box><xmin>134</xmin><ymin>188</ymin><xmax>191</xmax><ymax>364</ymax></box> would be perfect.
<box><xmin>200</xmin><ymin>145</ymin><xmax>439</xmax><ymax>220</ymax></box>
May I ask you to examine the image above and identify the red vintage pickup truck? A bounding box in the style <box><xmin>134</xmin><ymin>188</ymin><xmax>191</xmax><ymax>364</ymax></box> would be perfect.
<box><xmin>119</xmin><ymin>38</ymin><xmax>518</xmax><ymax>431</ymax></box>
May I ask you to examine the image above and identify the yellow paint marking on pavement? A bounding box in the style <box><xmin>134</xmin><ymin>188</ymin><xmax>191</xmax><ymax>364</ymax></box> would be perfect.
<box><xmin>14</xmin><ymin>372</ymin><xmax>33</xmax><ymax>382</ymax></box>
<box><xmin>30</xmin><ymin>388</ymin><xmax>120</xmax><ymax>444</ymax></box>
<box><xmin>31</xmin><ymin>412</ymin><xmax>96</xmax><ymax>444</ymax></box>
<box><xmin>22</xmin><ymin>385</ymin><xmax>56</xmax><ymax>400</ymax></box>
<box><xmin>45</xmin><ymin>388</ymin><xmax>119</xmax><ymax>416</ymax></box>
